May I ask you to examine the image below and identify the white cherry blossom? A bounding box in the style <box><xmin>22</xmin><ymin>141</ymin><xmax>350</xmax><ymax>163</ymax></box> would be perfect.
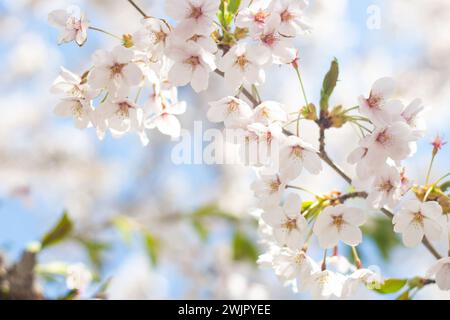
<box><xmin>268</xmin><ymin>0</ymin><xmax>311</xmax><ymax>37</ymax></box>
<box><xmin>66</xmin><ymin>263</ymin><xmax>92</xmax><ymax>292</ymax></box>
<box><xmin>393</xmin><ymin>200</ymin><xmax>445</xmax><ymax>247</ymax></box>
<box><xmin>251</xmin><ymin>173</ymin><xmax>286</xmax><ymax>207</ymax></box>
<box><xmin>426</xmin><ymin>257</ymin><xmax>450</xmax><ymax>291</ymax></box>
<box><xmin>313</xmin><ymin>204</ymin><xmax>366</xmax><ymax>249</ymax></box>
<box><xmin>279</xmin><ymin>135</ymin><xmax>322</xmax><ymax>180</ymax></box>
<box><xmin>256</xmin><ymin>18</ymin><xmax>296</xmax><ymax>64</ymax></box>
<box><xmin>165</xmin><ymin>0</ymin><xmax>217</xmax><ymax>38</ymax></box>
<box><xmin>358</xmin><ymin>77</ymin><xmax>403</xmax><ymax>126</ymax></box>
<box><xmin>207</xmin><ymin>96</ymin><xmax>252</xmax><ymax>128</ymax></box>
<box><xmin>235</xmin><ymin>0</ymin><xmax>271</xmax><ymax>35</ymax></box>
<box><xmin>54</xmin><ymin>98</ymin><xmax>94</xmax><ymax>130</ymax></box>
<box><xmin>145</xmin><ymin>87</ymin><xmax>186</xmax><ymax>138</ymax></box>
<box><xmin>307</xmin><ymin>270</ymin><xmax>345</xmax><ymax>299</ymax></box>
<box><xmin>88</xmin><ymin>46</ymin><xmax>143</xmax><ymax>95</ymax></box>
<box><xmin>271</xmin><ymin>248</ymin><xmax>318</xmax><ymax>291</ymax></box>
<box><xmin>261</xmin><ymin>193</ymin><xmax>308</xmax><ymax>249</ymax></box>
<box><xmin>341</xmin><ymin>268</ymin><xmax>383</xmax><ymax>298</ymax></box>
<box><xmin>133</xmin><ymin>18</ymin><xmax>170</xmax><ymax>60</ymax></box>
<box><xmin>218</xmin><ymin>43</ymin><xmax>270</xmax><ymax>90</ymax></box>
<box><xmin>366</xmin><ymin>165</ymin><xmax>402</xmax><ymax>209</ymax></box>
<box><xmin>51</xmin><ymin>67</ymin><xmax>98</xmax><ymax>129</ymax></box>
<box><xmin>252</xmin><ymin>101</ymin><xmax>288</xmax><ymax>124</ymax></box>
<box><xmin>398</xmin><ymin>98</ymin><xmax>426</xmax><ymax>139</ymax></box>
<box><xmin>365</xmin><ymin>121</ymin><xmax>415</xmax><ymax>164</ymax></box>
<box><xmin>95</xmin><ymin>97</ymin><xmax>148</xmax><ymax>145</ymax></box>
<box><xmin>48</xmin><ymin>6</ymin><xmax>89</xmax><ymax>46</ymax></box>
<box><xmin>166</xmin><ymin>43</ymin><xmax>216</xmax><ymax>92</ymax></box>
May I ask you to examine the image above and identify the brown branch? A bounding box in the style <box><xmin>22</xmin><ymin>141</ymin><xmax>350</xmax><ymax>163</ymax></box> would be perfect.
<box><xmin>314</xmin><ymin>116</ymin><xmax>443</xmax><ymax>260</ymax></box>
<box><xmin>318</xmin><ymin>125</ymin><xmax>352</xmax><ymax>184</ymax></box>
<box><xmin>127</xmin><ymin>0</ymin><xmax>148</xmax><ymax>17</ymax></box>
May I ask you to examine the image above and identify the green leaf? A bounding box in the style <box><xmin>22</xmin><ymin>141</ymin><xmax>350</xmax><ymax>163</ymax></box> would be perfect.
<box><xmin>362</xmin><ymin>217</ymin><xmax>401</xmax><ymax>260</ymax></box>
<box><xmin>112</xmin><ymin>215</ymin><xmax>134</xmax><ymax>244</ymax></box>
<box><xmin>396</xmin><ymin>290</ymin><xmax>410</xmax><ymax>300</ymax></box>
<box><xmin>192</xmin><ymin>219</ymin><xmax>208</xmax><ymax>242</ymax></box>
<box><xmin>375</xmin><ymin>279</ymin><xmax>407</xmax><ymax>294</ymax></box>
<box><xmin>440</xmin><ymin>181</ymin><xmax>450</xmax><ymax>192</ymax></box>
<box><xmin>143</xmin><ymin>231</ymin><xmax>159</xmax><ymax>266</ymax></box>
<box><xmin>232</xmin><ymin>231</ymin><xmax>258</xmax><ymax>263</ymax></box>
<box><xmin>76</xmin><ymin>238</ymin><xmax>111</xmax><ymax>269</ymax></box>
<box><xmin>41</xmin><ymin>211</ymin><xmax>74</xmax><ymax>249</ymax></box>
<box><xmin>320</xmin><ymin>58</ymin><xmax>339</xmax><ymax>112</ymax></box>
<box><xmin>301</xmin><ymin>200</ymin><xmax>314</xmax><ymax>213</ymax></box>
<box><xmin>228</xmin><ymin>0</ymin><xmax>241</xmax><ymax>15</ymax></box>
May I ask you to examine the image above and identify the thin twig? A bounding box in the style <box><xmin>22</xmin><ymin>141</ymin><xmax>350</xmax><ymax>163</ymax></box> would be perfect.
<box><xmin>127</xmin><ymin>0</ymin><xmax>148</xmax><ymax>17</ymax></box>
<box><xmin>314</xmin><ymin>115</ymin><xmax>443</xmax><ymax>260</ymax></box>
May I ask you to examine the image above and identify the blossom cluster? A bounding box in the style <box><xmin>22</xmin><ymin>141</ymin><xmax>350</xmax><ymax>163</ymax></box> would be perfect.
<box><xmin>48</xmin><ymin>0</ymin><xmax>450</xmax><ymax>298</ymax></box>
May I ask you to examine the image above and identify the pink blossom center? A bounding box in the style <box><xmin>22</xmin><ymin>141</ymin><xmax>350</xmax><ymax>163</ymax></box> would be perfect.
<box><xmin>367</xmin><ymin>92</ymin><xmax>381</xmax><ymax>109</ymax></box>
<box><xmin>280</xmin><ymin>9</ymin><xmax>293</xmax><ymax>22</ymax></box>
<box><xmin>375</xmin><ymin>130</ymin><xmax>390</xmax><ymax>145</ymax></box>
<box><xmin>261</xmin><ymin>32</ymin><xmax>277</xmax><ymax>47</ymax></box>
<box><xmin>111</xmin><ymin>63</ymin><xmax>125</xmax><ymax>75</ymax></box>
<box><xmin>189</xmin><ymin>5</ymin><xmax>203</xmax><ymax>19</ymax></box>
<box><xmin>332</xmin><ymin>215</ymin><xmax>345</xmax><ymax>230</ymax></box>
<box><xmin>235</xmin><ymin>55</ymin><xmax>249</xmax><ymax>70</ymax></box>
<box><xmin>185</xmin><ymin>55</ymin><xmax>201</xmax><ymax>67</ymax></box>
<box><xmin>254</xmin><ymin>10</ymin><xmax>269</xmax><ymax>24</ymax></box>
<box><xmin>282</xmin><ymin>218</ymin><xmax>298</xmax><ymax>231</ymax></box>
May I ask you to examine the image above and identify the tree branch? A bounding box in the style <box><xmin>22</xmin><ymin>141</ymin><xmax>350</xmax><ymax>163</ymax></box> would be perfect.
<box><xmin>127</xmin><ymin>0</ymin><xmax>148</xmax><ymax>17</ymax></box>
<box><xmin>314</xmin><ymin>117</ymin><xmax>443</xmax><ymax>260</ymax></box>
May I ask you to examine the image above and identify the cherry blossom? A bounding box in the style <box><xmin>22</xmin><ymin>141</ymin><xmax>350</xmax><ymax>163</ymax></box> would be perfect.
<box><xmin>165</xmin><ymin>0</ymin><xmax>217</xmax><ymax>38</ymax></box>
<box><xmin>207</xmin><ymin>96</ymin><xmax>252</xmax><ymax>128</ymax></box>
<box><xmin>341</xmin><ymin>268</ymin><xmax>383</xmax><ymax>298</ymax></box>
<box><xmin>95</xmin><ymin>97</ymin><xmax>148</xmax><ymax>145</ymax></box>
<box><xmin>365</xmin><ymin>121</ymin><xmax>415</xmax><ymax>164</ymax></box>
<box><xmin>66</xmin><ymin>263</ymin><xmax>92</xmax><ymax>292</ymax></box>
<box><xmin>426</xmin><ymin>257</ymin><xmax>450</xmax><ymax>291</ymax></box>
<box><xmin>54</xmin><ymin>98</ymin><xmax>94</xmax><ymax>130</ymax></box>
<box><xmin>358</xmin><ymin>77</ymin><xmax>403</xmax><ymax>126</ymax></box>
<box><xmin>88</xmin><ymin>46</ymin><xmax>143</xmax><ymax>95</ymax></box>
<box><xmin>251</xmin><ymin>173</ymin><xmax>286</xmax><ymax>207</ymax></box>
<box><xmin>271</xmin><ymin>248</ymin><xmax>318</xmax><ymax>291</ymax></box>
<box><xmin>48</xmin><ymin>6</ymin><xmax>89</xmax><ymax>46</ymax></box>
<box><xmin>166</xmin><ymin>43</ymin><xmax>216</xmax><ymax>92</ymax></box>
<box><xmin>133</xmin><ymin>18</ymin><xmax>171</xmax><ymax>60</ymax></box>
<box><xmin>398</xmin><ymin>98</ymin><xmax>426</xmax><ymax>139</ymax></box>
<box><xmin>366</xmin><ymin>165</ymin><xmax>402</xmax><ymax>209</ymax></box>
<box><xmin>252</xmin><ymin>101</ymin><xmax>288</xmax><ymax>124</ymax></box>
<box><xmin>306</xmin><ymin>270</ymin><xmax>345</xmax><ymax>299</ymax></box>
<box><xmin>313</xmin><ymin>204</ymin><xmax>366</xmax><ymax>249</ymax></box>
<box><xmin>261</xmin><ymin>193</ymin><xmax>308</xmax><ymax>249</ymax></box>
<box><xmin>256</xmin><ymin>18</ymin><xmax>297</xmax><ymax>64</ymax></box>
<box><xmin>279</xmin><ymin>135</ymin><xmax>322</xmax><ymax>180</ymax></box>
<box><xmin>145</xmin><ymin>87</ymin><xmax>187</xmax><ymax>138</ymax></box>
<box><xmin>235</xmin><ymin>0</ymin><xmax>271</xmax><ymax>35</ymax></box>
<box><xmin>218</xmin><ymin>43</ymin><xmax>270</xmax><ymax>90</ymax></box>
<box><xmin>268</xmin><ymin>0</ymin><xmax>311</xmax><ymax>37</ymax></box>
<box><xmin>393</xmin><ymin>200</ymin><xmax>445</xmax><ymax>247</ymax></box>
<box><xmin>51</xmin><ymin>67</ymin><xmax>98</xmax><ymax>129</ymax></box>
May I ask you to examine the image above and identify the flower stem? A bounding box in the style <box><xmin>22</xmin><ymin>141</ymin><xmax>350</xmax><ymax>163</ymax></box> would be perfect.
<box><xmin>351</xmin><ymin>246</ymin><xmax>362</xmax><ymax>269</ymax></box>
<box><xmin>294</xmin><ymin>66</ymin><xmax>309</xmax><ymax>136</ymax></box>
<box><xmin>321</xmin><ymin>249</ymin><xmax>328</xmax><ymax>271</ymax></box>
<box><xmin>88</xmin><ymin>26</ymin><xmax>122</xmax><ymax>41</ymax></box>
<box><xmin>425</xmin><ymin>153</ymin><xmax>436</xmax><ymax>185</ymax></box>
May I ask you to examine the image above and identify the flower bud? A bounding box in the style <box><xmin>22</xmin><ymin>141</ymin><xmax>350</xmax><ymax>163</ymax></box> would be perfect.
<box><xmin>122</xmin><ymin>34</ymin><xmax>134</xmax><ymax>48</ymax></box>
